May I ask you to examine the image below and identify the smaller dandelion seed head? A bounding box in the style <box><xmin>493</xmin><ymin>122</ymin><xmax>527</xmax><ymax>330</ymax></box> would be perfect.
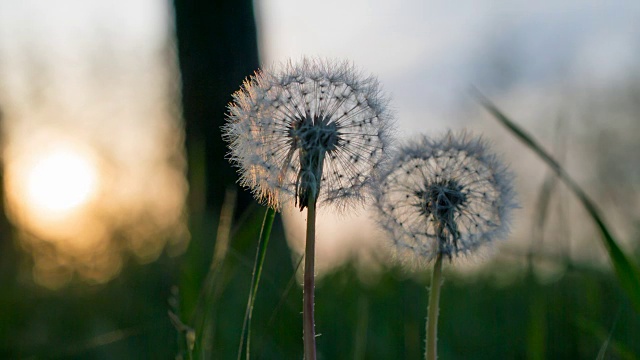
<box><xmin>374</xmin><ymin>131</ymin><xmax>518</xmax><ymax>265</ymax></box>
<box><xmin>223</xmin><ymin>57</ymin><xmax>395</xmax><ymax>211</ymax></box>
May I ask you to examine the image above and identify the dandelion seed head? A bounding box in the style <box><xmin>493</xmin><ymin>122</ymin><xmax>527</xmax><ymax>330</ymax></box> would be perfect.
<box><xmin>374</xmin><ymin>131</ymin><xmax>517</xmax><ymax>265</ymax></box>
<box><xmin>224</xmin><ymin>58</ymin><xmax>394</xmax><ymax>211</ymax></box>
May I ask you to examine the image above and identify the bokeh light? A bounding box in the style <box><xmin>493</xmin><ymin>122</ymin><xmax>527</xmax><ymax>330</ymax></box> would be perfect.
<box><xmin>0</xmin><ymin>0</ymin><xmax>188</xmax><ymax>288</ymax></box>
<box><xmin>25</xmin><ymin>147</ymin><xmax>97</xmax><ymax>215</ymax></box>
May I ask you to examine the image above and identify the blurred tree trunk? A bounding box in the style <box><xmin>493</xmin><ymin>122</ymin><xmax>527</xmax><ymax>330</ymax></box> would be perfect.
<box><xmin>173</xmin><ymin>0</ymin><xmax>259</xmax><ymax>215</ymax></box>
<box><xmin>172</xmin><ymin>0</ymin><xmax>261</xmax><ymax>322</ymax></box>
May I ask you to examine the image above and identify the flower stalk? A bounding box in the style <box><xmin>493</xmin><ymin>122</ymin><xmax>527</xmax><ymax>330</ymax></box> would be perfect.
<box><xmin>425</xmin><ymin>252</ymin><xmax>443</xmax><ymax>360</ymax></box>
<box><xmin>303</xmin><ymin>196</ymin><xmax>317</xmax><ymax>360</ymax></box>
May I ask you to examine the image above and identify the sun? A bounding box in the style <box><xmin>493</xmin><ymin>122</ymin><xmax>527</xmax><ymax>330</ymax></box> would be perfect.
<box><xmin>24</xmin><ymin>149</ymin><xmax>98</xmax><ymax>215</ymax></box>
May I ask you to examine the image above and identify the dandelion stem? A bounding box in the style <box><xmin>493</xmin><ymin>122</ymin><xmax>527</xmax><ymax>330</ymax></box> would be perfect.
<box><xmin>303</xmin><ymin>196</ymin><xmax>317</xmax><ymax>360</ymax></box>
<box><xmin>426</xmin><ymin>252</ymin><xmax>443</xmax><ymax>360</ymax></box>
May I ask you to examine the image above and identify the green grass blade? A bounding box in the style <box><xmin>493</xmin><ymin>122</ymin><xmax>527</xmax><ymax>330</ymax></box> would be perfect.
<box><xmin>266</xmin><ymin>254</ymin><xmax>304</xmax><ymax>328</ymax></box>
<box><xmin>476</xmin><ymin>92</ymin><xmax>640</xmax><ymax>313</ymax></box>
<box><xmin>191</xmin><ymin>188</ymin><xmax>238</xmax><ymax>358</ymax></box>
<box><xmin>237</xmin><ymin>207</ymin><xmax>277</xmax><ymax>360</ymax></box>
<box><xmin>577</xmin><ymin>314</ymin><xmax>636</xmax><ymax>360</ymax></box>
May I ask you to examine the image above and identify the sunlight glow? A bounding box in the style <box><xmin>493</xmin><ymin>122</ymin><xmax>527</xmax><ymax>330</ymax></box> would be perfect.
<box><xmin>25</xmin><ymin>150</ymin><xmax>98</xmax><ymax>214</ymax></box>
<box><xmin>0</xmin><ymin>0</ymin><xmax>188</xmax><ymax>287</ymax></box>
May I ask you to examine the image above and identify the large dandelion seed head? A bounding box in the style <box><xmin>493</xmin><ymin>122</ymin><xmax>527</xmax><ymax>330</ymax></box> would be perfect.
<box><xmin>223</xmin><ymin>58</ymin><xmax>394</xmax><ymax>211</ymax></box>
<box><xmin>374</xmin><ymin>131</ymin><xmax>517</xmax><ymax>265</ymax></box>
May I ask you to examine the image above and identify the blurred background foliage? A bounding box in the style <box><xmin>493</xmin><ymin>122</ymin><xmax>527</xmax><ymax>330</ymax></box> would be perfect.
<box><xmin>1</xmin><ymin>0</ymin><xmax>639</xmax><ymax>359</ymax></box>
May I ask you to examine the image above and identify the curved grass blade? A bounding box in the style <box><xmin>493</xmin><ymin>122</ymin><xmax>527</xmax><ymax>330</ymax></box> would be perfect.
<box><xmin>475</xmin><ymin>91</ymin><xmax>640</xmax><ymax>313</ymax></box>
<box><xmin>577</xmin><ymin>312</ymin><xmax>635</xmax><ymax>360</ymax></box>
<box><xmin>192</xmin><ymin>188</ymin><xmax>238</xmax><ymax>358</ymax></box>
<box><xmin>237</xmin><ymin>207</ymin><xmax>277</xmax><ymax>360</ymax></box>
<box><xmin>256</xmin><ymin>254</ymin><xmax>304</xmax><ymax>360</ymax></box>
<box><xmin>266</xmin><ymin>254</ymin><xmax>304</xmax><ymax>328</ymax></box>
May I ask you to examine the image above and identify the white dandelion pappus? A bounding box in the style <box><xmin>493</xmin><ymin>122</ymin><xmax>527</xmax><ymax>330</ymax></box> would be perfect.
<box><xmin>223</xmin><ymin>58</ymin><xmax>394</xmax><ymax>211</ymax></box>
<box><xmin>375</xmin><ymin>131</ymin><xmax>517</xmax><ymax>264</ymax></box>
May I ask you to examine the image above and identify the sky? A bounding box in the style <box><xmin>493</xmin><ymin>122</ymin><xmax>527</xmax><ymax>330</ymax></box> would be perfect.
<box><xmin>257</xmin><ymin>0</ymin><xmax>640</xmax><ymax>273</ymax></box>
<box><xmin>258</xmin><ymin>0</ymin><xmax>640</xmax><ymax>134</ymax></box>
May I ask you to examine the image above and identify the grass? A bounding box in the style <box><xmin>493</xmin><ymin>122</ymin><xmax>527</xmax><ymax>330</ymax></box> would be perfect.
<box><xmin>476</xmin><ymin>91</ymin><xmax>640</xmax><ymax>313</ymax></box>
<box><xmin>2</xmin><ymin>100</ymin><xmax>640</xmax><ymax>359</ymax></box>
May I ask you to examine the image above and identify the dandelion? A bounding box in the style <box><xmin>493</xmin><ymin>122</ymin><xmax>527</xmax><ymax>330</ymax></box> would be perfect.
<box><xmin>374</xmin><ymin>131</ymin><xmax>517</xmax><ymax>360</ymax></box>
<box><xmin>375</xmin><ymin>131</ymin><xmax>516</xmax><ymax>263</ymax></box>
<box><xmin>223</xmin><ymin>58</ymin><xmax>393</xmax><ymax>359</ymax></box>
<box><xmin>224</xmin><ymin>58</ymin><xmax>393</xmax><ymax>211</ymax></box>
